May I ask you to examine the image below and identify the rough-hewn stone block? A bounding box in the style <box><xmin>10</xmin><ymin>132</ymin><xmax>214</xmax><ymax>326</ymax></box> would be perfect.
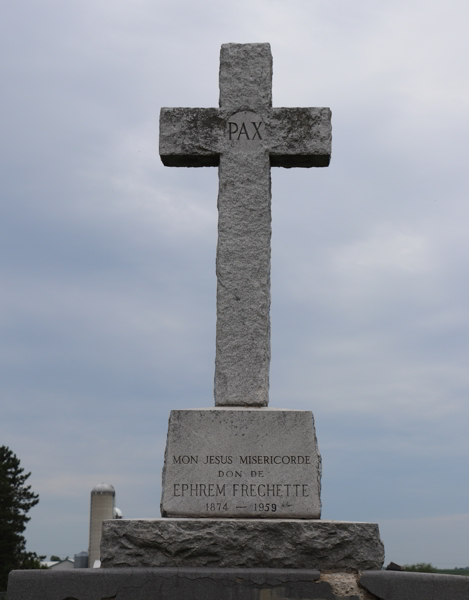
<box><xmin>100</xmin><ymin>519</ymin><xmax>384</xmax><ymax>571</ymax></box>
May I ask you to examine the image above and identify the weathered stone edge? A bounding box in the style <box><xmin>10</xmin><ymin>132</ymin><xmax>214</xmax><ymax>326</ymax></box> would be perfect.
<box><xmin>5</xmin><ymin>568</ymin><xmax>333</xmax><ymax>600</ymax></box>
<box><xmin>360</xmin><ymin>570</ymin><xmax>469</xmax><ymax>600</ymax></box>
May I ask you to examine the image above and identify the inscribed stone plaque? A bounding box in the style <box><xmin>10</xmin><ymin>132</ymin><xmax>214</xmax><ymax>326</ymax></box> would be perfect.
<box><xmin>161</xmin><ymin>408</ymin><xmax>321</xmax><ymax>518</ymax></box>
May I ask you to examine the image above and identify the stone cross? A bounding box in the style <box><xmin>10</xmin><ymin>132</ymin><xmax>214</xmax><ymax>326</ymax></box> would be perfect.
<box><xmin>160</xmin><ymin>43</ymin><xmax>331</xmax><ymax>407</ymax></box>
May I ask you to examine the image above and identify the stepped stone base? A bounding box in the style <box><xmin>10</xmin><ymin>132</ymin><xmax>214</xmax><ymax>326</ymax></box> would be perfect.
<box><xmin>7</xmin><ymin>568</ymin><xmax>368</xmax><ymax>600</ymax></box>
<box><xmin>360</xmin><ymin>570</ymin><xmax>469</xmax><ymax>600</ymax></box>
<box><xmin>100</xmin><ymin>518</ymin><xmax>384</xmax><ymax>571</ymax></box>
<box><xmin>10</xmin><ymin>567</ymin><xmax>469</xmax><ymax>600</ymax></box>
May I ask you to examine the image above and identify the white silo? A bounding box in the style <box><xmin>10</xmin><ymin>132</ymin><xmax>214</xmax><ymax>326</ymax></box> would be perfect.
<box><xmin>88</xmin><ymin>483</ymin><xmax>115</xmax><ymax>567</ymax></box>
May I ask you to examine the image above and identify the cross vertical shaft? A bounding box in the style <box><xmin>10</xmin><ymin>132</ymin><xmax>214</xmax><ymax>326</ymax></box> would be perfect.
<box><xmin>215</xmin><ymin>44</ymin><xmax>273</xmax><ymax>407</ymax></box>
<box><xmin>216</xmin><ymin>151</ymin><xmax>272</xmax><ymax>406</ymax></box>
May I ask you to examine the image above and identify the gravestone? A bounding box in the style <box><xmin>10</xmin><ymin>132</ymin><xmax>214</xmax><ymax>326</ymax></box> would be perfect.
<box><xmin>158</xmin><ymin>42</ymin><xmax>328</xmax><ymax>522</ymax></box>
<box><xmin>100</xmin><ymin>43</ymin><xmax>383</xmax><ymax>569</ymax></box>
<box><xmin>160</xmin><ymin>408</ymin><xmax>321</xmax><ymax>519</ymax></box>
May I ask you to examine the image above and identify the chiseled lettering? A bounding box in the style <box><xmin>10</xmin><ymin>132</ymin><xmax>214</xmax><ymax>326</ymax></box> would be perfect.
<box><xmin>228</xmin><ymin>122</ymin><xmax>238</xmax><ymax>140</ymax></box>
<box><xmin>173</xmin><ymin>455</ymin><xmax>198</xmax><ymax>464</ymax></box>
<box><xmin>238</xmin><ymin>455</ymin><xmax>311</xmax><ymax>465</ymax></box>
<box><xmin>203</xmin><ymin>455</ymin><xmax>233</xmax><ymax>464</ymax></box>
<box><xmin>218</xmin><ymin>470</ymin><xmax>242</xmax><ymax>478</ymax></box>
<box><xmin>250</xmin><ymin>470</ymin><xmax>264</xmax><ymax>477</ymax></box>
<box><xmin>174</xmin><ymin>483</ymin><xmax>227</xmax><ymax>497</ymax></box>
<box><xmin>232</xmin><ymin>483</ymin><xmax>303</xmax><ymax>497</ymax></box>
<box><xmin>227</xmin><ymin>121</ymin><xmax>263</xmax><ymax>141</ymax></box>
<box><xmin>251</xmin><ymin>121</ymin><xmax>263</xmax><ymax>139</ymax></box>
<box><xmin>238</xmin><ymin>122</ymin><xmax>249</xmax><ymax>139</ymax></box>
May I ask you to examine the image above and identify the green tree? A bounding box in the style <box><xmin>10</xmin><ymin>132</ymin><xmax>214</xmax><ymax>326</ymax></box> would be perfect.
<box><xmin>0</xmin><ymin>446</ymin><xmax>43</xmax><ymax>590</ymax></box>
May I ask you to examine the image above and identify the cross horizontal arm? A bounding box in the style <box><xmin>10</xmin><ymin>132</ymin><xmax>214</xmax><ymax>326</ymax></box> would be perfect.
<box><xmin>268</xmin><ymin>108</ymin><xmax>332</xmax><ymax>168</ymax></box>
<box><xmin>159</xmin><ymin>108</ymin><xmax>224</xmax><ymax>167</ymax></box>
<box><xmin>160</xmin><ymin>106</ymin><xmax>332</xmax><ymax>168</ymax></box>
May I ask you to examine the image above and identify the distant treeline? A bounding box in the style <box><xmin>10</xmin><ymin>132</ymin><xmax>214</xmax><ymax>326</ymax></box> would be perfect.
<box><xmin>404</xmin><ymin>564</ymin><xmax>469</xmax><ymax>576</ymax></box>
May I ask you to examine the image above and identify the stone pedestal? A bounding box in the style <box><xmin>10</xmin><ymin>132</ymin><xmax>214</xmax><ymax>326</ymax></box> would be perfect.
<box><xmin>161</xmin><ymin>408</ymin><xmax>322</xmax><ymax>519</ymax></box>
<box><xmin>5</xmin><ymin>568</ymin><xmax>362</xmax><ymax>600</ymax></box>
<box><xmin>10</xmin><ymin>567</ymin><xmax>469</xmax><ymax>600</ymax></box>
<box><xmin>100</xmin><ymin>518</ymin><xmax>384</xmax><ymax>571</ymax></box>
<box><xmin>360</xmin><ymin>570</ymin><xmax>469</xmax><ymax>600</ymax></box>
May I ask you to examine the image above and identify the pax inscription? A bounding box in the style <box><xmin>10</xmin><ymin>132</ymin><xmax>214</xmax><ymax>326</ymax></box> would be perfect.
<box><xmin>227</xmin><ymin>111</ymin><xmax>264</xmax><ymax>143</ymax></box>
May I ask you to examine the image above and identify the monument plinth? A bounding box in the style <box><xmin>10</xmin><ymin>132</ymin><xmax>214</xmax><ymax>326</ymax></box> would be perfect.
<box><xmin>161</xmin><ymin>408</ymin><xmax>321</xmax><ymax>519</ymax></box>
<box><xmin>100</xmin><ymin>519</ymin><xmax>383</xmax><ymax>571</ymax></box>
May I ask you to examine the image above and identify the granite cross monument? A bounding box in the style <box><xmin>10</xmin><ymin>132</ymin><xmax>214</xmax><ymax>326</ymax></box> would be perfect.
<box><xmin>160</xmin><ymin>43</ymin><xmax>331</xmax><ymax>407</ymax></box>
<box><xmin>157</xmin><ymin>43</ymin><xmax>330</xmax><ymax>519</ymax></box>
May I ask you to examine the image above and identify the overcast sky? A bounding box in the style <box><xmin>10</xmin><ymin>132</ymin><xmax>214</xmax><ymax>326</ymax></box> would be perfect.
<box><xmin>1</xmin><ymin>0</ymin><xmax>469</xmax><ymax>568</ymax></box>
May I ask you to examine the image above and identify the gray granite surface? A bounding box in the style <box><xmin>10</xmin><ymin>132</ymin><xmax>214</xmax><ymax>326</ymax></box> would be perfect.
<box><xmin>159</xmin><ymin>43</ymin><xmax>331</xmax><ymax>407</ymax></box>
<box><xmin>219</xmin><ymin>43</ymin><xmax>273</xmax><ymax>109</ymax></box>
<box><xmin>7</xmin><ymin>568</ymin><xmax>368</xmax><ymax>600</ymax></box>
<box><xmin>11</xmin><ymin>567</ymin><xmax>469</xmax><ymax>600</ymax></box>
<box><xmin>161</xmin><ymin>408</ymin><xmax>321</xmax><ymax>518</ymax></box>
<box><xmin>360</xmin><ymin>570</ymin><xmax>469</xmax><ymax>600</ymax></box>
<box><xmin>100</xmin><ymin>519</ymin><xmax>384</xmax><ymax>571</ymax></box>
